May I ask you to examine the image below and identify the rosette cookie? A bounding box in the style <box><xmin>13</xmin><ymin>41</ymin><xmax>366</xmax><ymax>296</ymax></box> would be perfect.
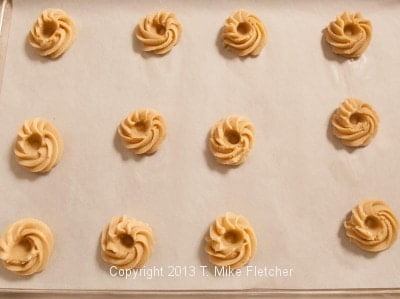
<box><xmin>101</xmin><ymin>215</ymin><xmax>154</xmax><ymax>269</ymax></box>
<box><xmin>209</xmin><ymin>115</ymin><xmax>255</xmax><ymax>165</ymax></box>
<box><xmin>325</xmin><ymin>12</ymin><xmax>372</xmax><ymax>58</ymax></box>
<box><xmin>205</xmin><ymin>212</ymin><xmax>256</xmax><ymax>270</ymax></box>
<box><xmin>135</xmin><ymin>11</ymin><xmax>182</xmax><ymax>55</ymax></box>
<box><xmin>118</xmin><ymin>108</ymin><xmax>166</xmax><ymax>155</ymax></box>
<box><xmin>14</xmin><ymin>118</ymin><xmax>63</xmax><ymax>173</ymax></box>
<box><xmin>0</xmin><ymin>218</ymin><xmax>54</xmax><ymax>276</ymax></box>
<box><xmin>331</xmin><ymin>98</ymin><xmax>379</xmax><ymax>147</ymax></box>
<box><xmin>344</xmin><ymin>199</ymin><xmax>398</xmax><ymax>252</ymax></box>
<box><xmin>222</xmin><ymin>10</ymin><xmax>267</xmax><ymax>57</ymax></box>
<box><xmin>29</xmin><ymin>8</ymin><xmax>76</xmax><ymax>59</ymax></box>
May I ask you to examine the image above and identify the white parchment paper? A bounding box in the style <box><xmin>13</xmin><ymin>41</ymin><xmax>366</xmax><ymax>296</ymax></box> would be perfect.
<box><xmin>1</xmin><ymin>0</ymin><xmax>400</xmax><ymax>291</ymax></box>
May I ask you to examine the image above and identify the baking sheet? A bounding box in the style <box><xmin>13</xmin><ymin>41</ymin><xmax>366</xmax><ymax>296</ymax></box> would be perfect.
<box><xmin>1</xmin><ymin>0</ymin><xmax>400</xmax><ymax>292</ymax></box>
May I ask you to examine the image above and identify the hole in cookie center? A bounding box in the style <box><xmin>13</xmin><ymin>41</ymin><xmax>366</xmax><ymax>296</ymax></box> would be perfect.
<box><xmin>42</xmin><ymin>20</ymin><xmax>58</xmax><ymax>38</ymax></box>
<box><xmin>120</xmin><ymin>234</ymin><xmax>134</xmax><ymax>248</ymax></box>
<box><xmin>343</xmin><ymin>23</ymin><xmax>361</xmax><ymax>37</ymax></box>
<box><xmin>349</xmin><ymin>113</ymin><xmax>363</xmax><ymax>124</ymax></box>
<box><xmin>26</xmin><ymin>133</ymin><xmax>43</xmax><ymax>151</ymax></box>
<box><xmin>225</xmin><ymin>130</ymin><xmax>241</xmax><ymax>144</ymax></box>
<box><xmin>237</xmin><ymin>22</ymin><xmax>251</xmax><ymax>35</ymax></box>
<box><xmin>155</xmin><ymin>24</ymin><xmax>166</xmax><ymax>35</ymax></box>
<box><xmin>11</xmin><ymin>238</ymin><xmax>33</xmax><ymax>260</ymax></box>
<box><xmin>223</xmin><ymin>230</ymin><xmax>243</xmax><ymax>244</ymax></box>
<box><xmin>133</xmin><ymin>121</ymin><xmax>149</xmax><ymax>134</ymax></box>
<box><xmin>365</xmin><ymin>216</ymin><xmax>381</xmax><ymax>230</ymax></box>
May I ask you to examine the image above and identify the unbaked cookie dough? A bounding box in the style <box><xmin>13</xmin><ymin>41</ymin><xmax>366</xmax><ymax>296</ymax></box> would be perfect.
<box><xmin>135</xmin><ymin>11</ymin><xmax>182</xmax><ymax>55</ymax></box>
<box><xmin>331</xmin><ymin>98</ymin><xmax>379</xmax><ymax>147</ymax></box>
<box><xmin>101</xmin><ymin>215</ymin><xmax>154</xmax><ymax>269</ymax></box>
<box><xmin>29</xmin><ymin>8</ymin><xmax>76</xmax><ymax>59</ymax></box>
<box><xmin>222</xmin><ymin>10</ymin><xmax>267</xmax><ymax>57</ymax></box>
<box><xmin>14</xmin><ymin>118</ymin><xmax>63</xmax><ymax>173</ymax></box>
<box><xmin>0</xmin><ymin>218</ymin><xmax>54</xmax><ymax>276</ymax></box>
<box><xmin>325</xmin><ymin>12</ymin><xmax>372</xmax><ymax>58</ymax></box>
<box><xmin>344</xmin><ymin>199</ymin><xmax>398</xmax><ymax>252</ymax></box>
<box><xmin>209</xmin><ymin>115</ymin><xmax>255</xmax><ymax>165</ymax></box>
<box><xmin>205</xmin><ymin>212</ymin><xmax>256</xmax><ymax>270</ymax></box>
<box><xmin>118</xmin><ymin>108</ymin><xmax>166</xmax><ymax>155</ymax></box>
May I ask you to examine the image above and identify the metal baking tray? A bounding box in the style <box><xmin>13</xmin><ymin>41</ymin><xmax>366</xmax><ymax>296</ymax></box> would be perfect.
<box><xmin>1</xmin><ymin>0</ymin><xmax>400</xmax><ymax>297</ymax></box>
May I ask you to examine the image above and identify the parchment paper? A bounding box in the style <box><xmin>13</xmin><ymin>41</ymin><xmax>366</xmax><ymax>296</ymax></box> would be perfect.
<box><xmin>1</xmin><ymin>0</ymin><xmax>400</xmax><ymax>291</ymax></box>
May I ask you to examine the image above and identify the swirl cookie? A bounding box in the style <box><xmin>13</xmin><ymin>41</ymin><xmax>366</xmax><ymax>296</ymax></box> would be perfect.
<box><xmin>135</xmin><ymin>11</ymin><xmax>182</xmax><ymax>55</ymax></box>
<box><xmin>14</xmin><ymin>118</ymin><xmax>63</xmax><ymax>173</ymax></box>
<box><xmin>0</xmin><ymin>218</ymin><xmax>54</xmax><ymax>276</ymax></box>
<box><xmin>331</xmin><ymin>98</ymin><xmax>379</xmax><ymax>147</ymax></box>
<box><xmin>344</xmin><ymin>199</ymin><xmax>398</xmax><ymax>252</ymax></box>
<box><xmin>205</xmin><ymin>212</ymin><xmax>256</xmax><ymax>269</ymax></box>
<box><xmin>29</xmin><ymin>8</ymin><xmax>76</xmax><ymax>59</ymax></box>
<box><xmin>209</xmin><ymin>115</ymin><xmax>255</xmax><ymax>165</ymax></box>
<box><xmin>118</xmin><ymin>108</ymin><xmax>166</xmax><ymax>155</ymax></box>
<box><xmin>222</xmin><ymin>10</ymin><xmax>267</xmax><ymax>57</ymax></box>
<box><xmin>101</xmin><ymin>215</ymin><xmax>154</xmax><ymax>269</ymax></box>
<box><xmin>325</xmin><ymin>12</ymin><xmax>372</xmax><ymax>58</ymax></box>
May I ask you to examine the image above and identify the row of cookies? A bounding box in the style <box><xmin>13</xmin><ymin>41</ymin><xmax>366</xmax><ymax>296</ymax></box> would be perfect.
<box><xmin>14</xmin><ymin>97</ymin><xmax>379</xmax><ymax>174</ymax></box>
<box><xmin>0</xmin><ymin>199</ymin><xmax>397</xmax><ymax>276</ymax></box>
<box><xmin>29</xmin><ymin>8</ymin><xmax>371</xmax><ymax>58</ymax></box>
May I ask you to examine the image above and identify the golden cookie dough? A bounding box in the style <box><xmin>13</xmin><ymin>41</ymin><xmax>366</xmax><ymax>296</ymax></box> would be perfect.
<box><xmin>222</xmin><ymin>10</ymin><xmax>267</xmax><ymax>57</ymax></box>
<box><xmin>205</xmin><ymin>212</ymin><xmax>256</xmax><ymax>270</ymax></box>
<box><xmin>29</xmin><ymin>8</ymin><xmax>76</xmax><ymax>59</ymax></box>
<box><xmin>14</xmin><ymin>118</ymin><xmax>63</xmax><ymax>173</ymax></box>
<box><xmin>331</xmin><ymin>98</ymin><xmax>379</xmax><ymax>147</ymax></box>
<box><xmin>118</xmin><ymin>108</ymin><xmax>166</xmax><ymax>155</ymax></box>
<box><xmin>101</xmin><ymin>215</ymin><xmax>154</xmax><ymax>269</ymax></box>
<box><xmin>325</xmin><ymin>12</ymin><xmax>372</xmax><ymax>58</ymax></box>
<box><xmin>135</xmin><ymin>11</ymin><xmax>182</xmax><ymax>55</ymax></box>
<box><xmin>209</xmin><ymin>115</ymin><xmax>255</xmax><ymax>165</ymax></box>
<box><xmin>344</xmin><ymin>199</ymin><xmax>398</xmax><ymax>252</ymax></box>
<box><xmin>0</xmin><ymin>218</ymin><xmax>54</xmax><ymax>276</ymax></box>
